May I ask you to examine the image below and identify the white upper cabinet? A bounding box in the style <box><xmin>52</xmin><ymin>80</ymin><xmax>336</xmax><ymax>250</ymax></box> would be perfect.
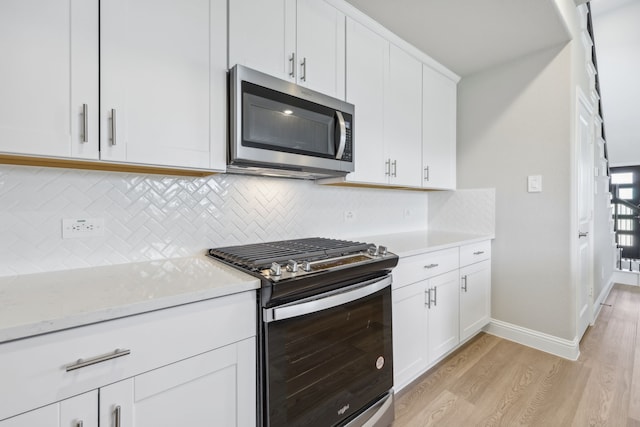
<box><xmin>228</xmin><ymin>0</ymin><xmax>345</xmax><ymax>99</ymax></box>
<box><xmin>228</xmin><ymin>0</ymin><xmax>295</xmax><ymax>83</ymax></box>
<box><xmin>384</xmin><ymin>44</ymin><xmax>423</xmax><ymax>187</ymax></box>
<box><xmin>0</xmin><ymin>0</ymin><xmax>225</xmax><ymax>172</ymax></box>
<box><xmin>344</xmin><ymin>18</ymin><xmax>387</xmax><ymax>184</ymax></box>
<box><xmin>341</xmin><ymin>21</ymin><xmax>422</xmax><ymax>187</ymax></box>
<box><xmin>100</xmin><ymin>0</ymin><xmax>226</xmax><ymax>170</ymax></box>
<box><xmin>422</xmin><ymin>64</ymin><xmax>457</xmax><ymax>190</ymax></box>
<box><xmin>0</xmin><ymin>0</ymin><xmax>99</xmax><ymax>159</ymax></box>
<box><xmin>296</xmin><ymin>0</ymin><xmax>346</xmax><ymax>98</ymax></box>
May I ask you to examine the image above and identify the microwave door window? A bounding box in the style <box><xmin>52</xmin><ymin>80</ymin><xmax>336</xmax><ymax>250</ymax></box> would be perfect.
<box><xmin>243</xmin><ymin>93</ymin><xmax>335</xmax><ymax>158</ymax></box>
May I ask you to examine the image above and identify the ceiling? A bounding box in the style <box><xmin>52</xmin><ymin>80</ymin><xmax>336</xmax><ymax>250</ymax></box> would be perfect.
<box><xmin>345</xmin><ymin>0</ymin><xmax>640</xmax><ymax>167</ymax></box>
<box><xmin>344</xmin><ymin>0</ymin><xmax>571</xmax><ymax>76</ymax></box>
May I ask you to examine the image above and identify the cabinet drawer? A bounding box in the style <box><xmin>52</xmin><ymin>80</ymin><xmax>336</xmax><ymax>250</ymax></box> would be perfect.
<box><xmin>460</xmin><ymin>240</ymin><xmax>491</xmax><ymax>266</ymax></box>
<box><xmin>393</xmin><ymin>248</ymin><xmax>459</xmax><ymax>289</ymax></box>
<box><xmin>0</xmin><ymin>291</ymin><xmax>256</xmax><ymax>421</ymax></box>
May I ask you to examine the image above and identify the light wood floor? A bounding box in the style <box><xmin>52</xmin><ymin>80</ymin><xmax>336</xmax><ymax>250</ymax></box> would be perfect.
<box><xmin>394</xmin><ymin>284</ymin><xmax>640</xmax><ymax>426</ymax></box>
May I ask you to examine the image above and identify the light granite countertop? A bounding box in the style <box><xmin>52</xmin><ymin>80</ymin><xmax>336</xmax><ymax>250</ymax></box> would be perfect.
<box><xmin>0</xmin><ymin>254</ymin><xmax>259</xmax><ymax>344</ymax></box>
<box><xmin>0</xmin><ymin>230</ymin><xmax>493</xmax><ymax>344</ymax></box>
<box><xmin>357</xmin><ymin>230</ymin><xmax>494</xmax><ymax>258</ymax></box>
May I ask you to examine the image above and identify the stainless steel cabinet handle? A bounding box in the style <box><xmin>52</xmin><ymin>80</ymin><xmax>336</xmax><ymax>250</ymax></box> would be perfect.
<box><xmin>424</xmin><ymin>263</ymin><xmax>439</xmax><ymax>269</ymax></box>
<box><xmin>473</xmin><ymin>251</ymin><xmax>485</xmax><ymax>255</ymax></box>
<box><xmin>65</xmin><ymin>348</ymin><xmax>131</xmax><ymax>372</ymax></box>
<box><xmin>385</xmin><ymin>159</ymin><xmax>391</xmax><ymax>176</ymax></box>
<box><xmin>300</xmin><ymin>57</ymin><xmax>307</xmax><ymax>82</ymax></box>
<box><xmin>579</xmin><ymin>231</ymin><xmax>589</xmax><ymax>238</ymax></box>
<box><xmin>425</xmin><ymin>288</ymin><xmax>431</xmax><ymax>308</ymax></box>
<box><xmin>424</xmin><ymin>166</ymin><xmax>429</xmax><ymax>181</ymax></box>
<box><xmin>82</xmin><ymin>104</ymin><xmax>89</xmax><ymax>143</ymax></box>
<box><xmin>289</xmin><ymin>52</ymin><xmax>295</xmax><ymax>78</ymax></box>
<box><xmin>392</xmin><ymin>160</ymin><xmax>397</xmax><ymax>177</ymax></box>
<box><xmin>431</xmin><ymin>286</ymin><xmax>437</xmax><ymax>306</ymax></box>
<box><xmin>114</xmin><ymin>406</ymin><xmax>121</xmax><ymax>427</ymax></box>
<box><xmin>110</xmin><ymin>108</ymin><xmax>117</xmax><ymax>146</ymax></box>
<box><xmin>461</xmin><ymin>275</ymin><xmax>468</xmax><ymax>292</ymax></box>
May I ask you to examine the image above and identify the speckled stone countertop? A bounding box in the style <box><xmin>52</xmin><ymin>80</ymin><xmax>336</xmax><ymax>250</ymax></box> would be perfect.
<box><xmin>357</xmin><ymin>230</ymin><xmax>494</xmax><ymax>258</ymax></box>
<box><xmin>0</xmin><ymin>254</ymin><xmax>259</xmax><ymax>343</ymax></box>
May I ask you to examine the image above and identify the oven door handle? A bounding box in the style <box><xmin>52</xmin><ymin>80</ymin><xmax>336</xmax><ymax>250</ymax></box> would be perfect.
<box><xmin>263</xmin><ymin>275</ymin><xmax>392</xmax><ymax>323</ymax></box>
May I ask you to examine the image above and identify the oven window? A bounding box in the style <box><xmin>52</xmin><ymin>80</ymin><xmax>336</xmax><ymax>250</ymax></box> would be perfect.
<box><xmin>242</xmin><ymin>81</ymin><xmax>336</xmax><ymax>159</ymax></box>
<box><xmin>265</xmin><ymin>286</ymin><xmax>392</xmax><ymax>427</ymax></box>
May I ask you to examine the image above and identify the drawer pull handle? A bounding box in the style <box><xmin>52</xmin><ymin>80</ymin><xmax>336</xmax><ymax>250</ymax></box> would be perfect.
<box><xmin>114</xmin><ymin>405</ymin><xmax>122</xmax><ymax>427</ymax></box>
<box><xmin>473</xmin><ymin>251</ymin><xmax>485</xmax><ymax>255</ymax></box>
<box><xmin>65</xmin><ymin>348</ymin><xmax>131</xmax><ymax>372</ymax></box>
<box><xmin>424</xmin><ymin>263</ymin><xmax>439</xmax><ymax>269</ymax></box>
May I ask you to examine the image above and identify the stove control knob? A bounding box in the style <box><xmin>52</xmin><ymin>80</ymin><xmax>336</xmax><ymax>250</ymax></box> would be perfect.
<box><xmin>378</xmin><ymin>245</ymin><xmax>388</xmax><ymax>256</ymax></box>
<box><xmin>270</xmin><ymin>262</ymin><xmax>282</xmax><ymax>277</ymax></box>
<box><xmin>368</xmin><ymin>246</ymin><xmax>378</xmax><ymax>256</ymax></box>
<box><xmin>286</xmin><ymin>259</ymin><xmax>298</xmax><ymax>273</ymax></box>
<box><xmin>302</xmin><ymin>261</ymin><xmax>312</xmax><ymax>272</ymax></box>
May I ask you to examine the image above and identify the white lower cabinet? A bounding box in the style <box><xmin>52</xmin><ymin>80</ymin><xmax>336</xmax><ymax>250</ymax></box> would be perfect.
<box><xmin>98</xmin><ymin>338</ymin><xmax>255</xmax><ymax>427</ymax></box>
<box><xmin>460</xmin><ymin>259</ymin><xmax>492</xmax><ymax>342</ymax></box>
<box><xmin>0</xmin><ymin>292</ymin><xmax>256</xmax><ymax>426</ymax></box>
<box><xmin>392</xmin><ymin>240</ymin><xmax>492</xmax><ymax>392</ymax></box>
<box><xmin>0</xmin><ymin>391</ymin><xmax>98</xmax><ymax>427</ymax></box>
<box><xmin>392</xmin><ymin>270</ymin><xmax>459</xmax><ymax>391</ymax></box>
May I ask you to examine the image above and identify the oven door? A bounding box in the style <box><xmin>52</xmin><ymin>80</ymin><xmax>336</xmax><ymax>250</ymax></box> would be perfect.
<box><xmin>262</xmin><ymin>275</ymin><xmax>393</xmax><ymax>427</ymax></box>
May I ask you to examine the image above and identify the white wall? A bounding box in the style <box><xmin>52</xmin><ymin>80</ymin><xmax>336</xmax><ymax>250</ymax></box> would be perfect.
<box><xmin>457</xmin><ymin>44</ymin><xmax>575</xmax><ymax>340</ymax></box>
<box><xmin>591</xmin><ymin>0</ymin><xmax>640</xmax><ymax>167</ymax></box>
<box><xmin>0</xmin><ymin>165</ymin><xmax>428</xmax><ymax>277</ymax></box>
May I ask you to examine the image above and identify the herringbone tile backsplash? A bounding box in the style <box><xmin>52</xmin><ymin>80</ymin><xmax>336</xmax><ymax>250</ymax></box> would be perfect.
<box><xmin>0</xmin><ymin>165</ymin><xmax>430</xmax><ymax>277</ymax></box>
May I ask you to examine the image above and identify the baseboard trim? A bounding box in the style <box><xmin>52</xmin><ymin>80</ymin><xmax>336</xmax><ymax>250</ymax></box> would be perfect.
<box><xmin>484</xmin><ymin>319</ymin><xmax>580</xmax><ymax>361</ymax></box>
<box><xmin>612</xmin><ymin>270</ymin><xmax>640</xmax><ymax>286</ymax></box>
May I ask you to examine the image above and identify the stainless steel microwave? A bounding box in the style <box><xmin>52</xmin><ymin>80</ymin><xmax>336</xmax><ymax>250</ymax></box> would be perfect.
<box><xmin>228</xmin><ymin>65</ymin><xmax>354</xmax><ymax>179</ymax></box>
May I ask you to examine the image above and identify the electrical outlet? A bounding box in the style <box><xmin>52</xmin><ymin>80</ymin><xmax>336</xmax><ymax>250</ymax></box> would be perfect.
<box><xmin>62</xmin><ymin>218</ymin><xmax>105</xmax><ymax>239</ymax></box>
<box><xmin>344</xmin><ymin>211</ymin><xmax>356</xmax><ymax>223</ymax></box>
<box><xmin>403</xmin><ymin>208</ymin><xmax>413</xmax><ymax>219</ymax></box>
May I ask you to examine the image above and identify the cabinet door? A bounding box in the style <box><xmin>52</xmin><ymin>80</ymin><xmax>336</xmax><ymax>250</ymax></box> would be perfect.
<box><xmin>460</xmin><ymin>260</ymin><xmax>492</xmax><ymax>341</ymax></box>
<box><xmin>0</xmin><ymin>391</ymin><xmax>98</xmax><ymax>427</ymax></box>
<box><xmin>385</xmin><ymin>44</ymin><xmax>422</xmax><ymax>187</ymax></box>
<box><xmin>296</xmin><ymin>0</ymin><xmax>345</xmax><ymax>99</ymax></box>
<box><xmin>100</xmin><ymin>338</ymin><xmax>256</xmax><ymax>427</ymax></box>
<box><xmin>0</xmin><ymin>0</ymin><xmax>98</xmax><ymax>159</ymax></box>
<box><xmin>100</xmin><ymin>0</ymin><xmax>226</xmax><ymax>170</ymax></box>
<box><xmin>422</xmin><ymin>65</ymin><xmax>457</xmax><ymax>190</ymax></box>
<box><xmin>427</xmin><ymin>270</ymin><xmax>460</xmax><ymax>363</ymax></box>
<box><xmin>228</xmin><ymin>0</ymin><xmax>296</xmax><ymax>82</ymax></box>
<box><xmin>344</xmin><ymin>18</ymin><xmax>388</xmax><ymax>185</ymax></box>
<box><xmin>392</xmin><ymin>281</ymin><xmax>429</xmax><ymax>391</ymax></box>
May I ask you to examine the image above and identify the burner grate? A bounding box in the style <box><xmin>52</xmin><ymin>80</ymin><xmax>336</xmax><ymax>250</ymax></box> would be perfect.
<box><xmin>208</xmin><ymin>237</ymin><xmax>370</xmax><ymax>270</ymax></box>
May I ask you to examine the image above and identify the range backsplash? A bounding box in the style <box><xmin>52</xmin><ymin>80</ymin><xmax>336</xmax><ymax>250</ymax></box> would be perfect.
<box><xmin>0</xmin><ymin>165</ymin><xmax>430</xmax><ymax>277</ymax></box>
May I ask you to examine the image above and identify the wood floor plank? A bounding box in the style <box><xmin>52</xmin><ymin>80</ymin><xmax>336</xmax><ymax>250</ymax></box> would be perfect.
<box><xmin>394</xmin><ymin>333</ymin><xmax>501</xmax><ymax>422</ymax></box>
<box><xmin>394</xmin><ymin>284</ymin><xmax>640</xmax><ymax>427</ymax></box>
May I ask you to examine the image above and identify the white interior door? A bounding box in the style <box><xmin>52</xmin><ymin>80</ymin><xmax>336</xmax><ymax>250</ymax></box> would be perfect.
<box><xmin>576</xmin><ymin>90</ymin><xmax>595</xmax><ymax>341</ymax></box>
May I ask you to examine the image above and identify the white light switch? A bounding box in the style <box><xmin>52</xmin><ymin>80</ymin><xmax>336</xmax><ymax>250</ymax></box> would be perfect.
<box><xmin>528</xmin><ymin>175</ymin><xmax>542</xmax><ymax>193</ymax></box>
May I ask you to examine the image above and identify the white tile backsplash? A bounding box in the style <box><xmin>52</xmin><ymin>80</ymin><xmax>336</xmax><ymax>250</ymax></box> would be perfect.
<box><xmin>0</xmin><ymin>165</ymin><xmax>428</xmax><ymax>277</ymax></box>
<box><xmin>428</xmin><ymin>188</ymin><xmax>496</xmax><ymax>235</ymax></box>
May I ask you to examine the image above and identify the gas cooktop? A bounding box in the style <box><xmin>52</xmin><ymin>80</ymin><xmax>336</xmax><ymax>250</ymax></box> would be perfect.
<box><xmin>208</xmin><ymin>237</ymin><xmax>396</xmax><ymax>283</ymax></box>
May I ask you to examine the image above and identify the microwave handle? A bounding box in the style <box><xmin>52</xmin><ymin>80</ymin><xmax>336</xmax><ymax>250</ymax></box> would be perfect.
<box><xmin>335</xmin><ymin>111</ymin><xmax>347</xmax><ymax>160</ymax></box>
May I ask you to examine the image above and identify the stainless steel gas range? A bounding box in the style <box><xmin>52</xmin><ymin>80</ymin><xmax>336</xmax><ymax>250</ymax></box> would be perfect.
<box><xmin>208</xmin><ymin>237</ymin><xmax>398</xmax><ymax>427</ymax></box>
